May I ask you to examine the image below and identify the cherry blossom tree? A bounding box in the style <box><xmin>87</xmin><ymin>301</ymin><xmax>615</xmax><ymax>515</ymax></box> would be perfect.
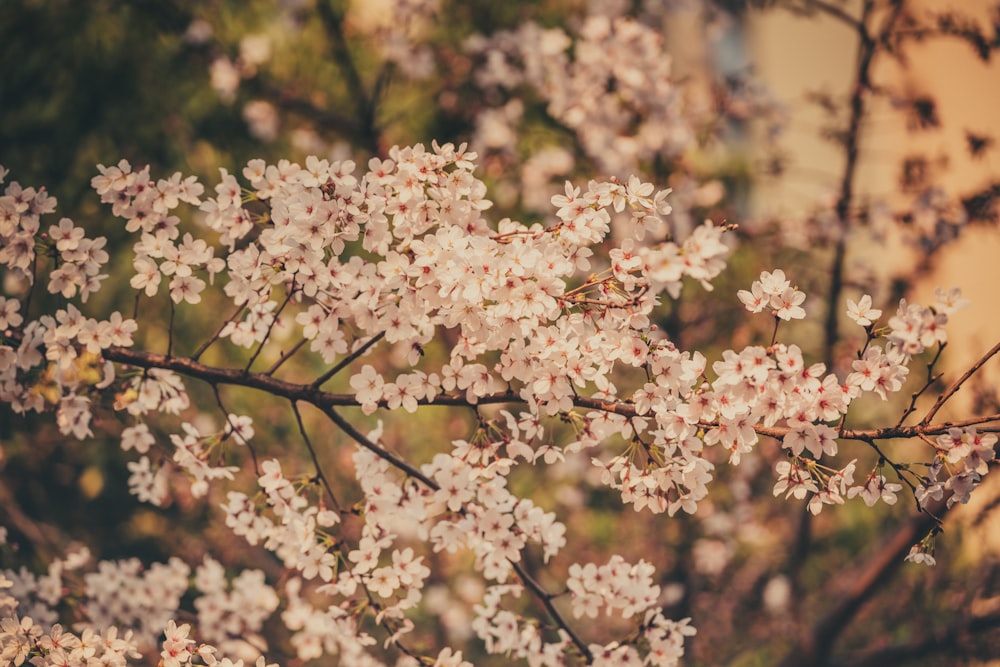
<box><xmin>2</xmin><ymin>1</ymin><xmax>999</xmax><ymax>666</ymax></box>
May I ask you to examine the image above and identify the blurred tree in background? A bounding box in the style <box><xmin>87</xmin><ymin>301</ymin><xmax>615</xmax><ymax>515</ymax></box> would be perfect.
<box><xmin>1</xmin><ymin>1</ymin><xmax>999</xmax><ymax>666</ymax></box>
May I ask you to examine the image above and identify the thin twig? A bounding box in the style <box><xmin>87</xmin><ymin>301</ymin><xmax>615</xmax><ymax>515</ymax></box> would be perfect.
<box><xmin>895</xmin><ymin>342</ymin><xmax>946</xmax><ymax>427</ymax></box>
<box><xmin>320</xmin><ymin>404</ymin><xmax>437</xmax><ymax>489</ymax></box>
<box><xmin>192</xmin><ymin>304</ymin><xmax>246</xmax><ymax>361</ymax></box>
<box><xmin>290</xmin><ymin>400</ymin><xmax>341</xmax><ymax>512</ymax></box>
<box><xmin>264</xmin><ymin>338</ymin><xmax>308</xmax><ymax>376</ymax></box>
<box><xmin>794</xmin><ymin>0</ymin><xmax>866</xmax><ymax>33</ymax></box>
<box><xmin>167</xmin><ymin>300</ymin><xmax>176</xmax><ymax>356</ymax></box>
<box><xmin>244</xmin><ymin>287</ymin><xmax>297</xmax><ymax>372</ymax></box>
<box><xmin>311</xmin><ymin>331</ymin><xmax>385</xmax><ymax>389</ymax></box>
<box><xmin>855</xmin><ymin>436</ymin><xmax>923</xmax><ymax>512</ymax></box>
<box><xmin>318</xmin><ymin>403</ymin><xmax>592</xmax><ymax>660</ymax></box>
<box><xmin>212</xmin><ymin>384</ymin><xmax>260</xmax><ymax>476</ymax></box>
<box><xmin>921</xmin><ymin>339</ymin><xmax>1000</xmax><ymax>426</ymax></box>
<box><xmin>510</xmin><ymin>559</ymin><xmax>593</xmax><ymax>663</ymax></box>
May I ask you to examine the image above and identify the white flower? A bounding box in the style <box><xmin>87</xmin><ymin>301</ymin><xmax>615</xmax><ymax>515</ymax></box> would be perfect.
<box><xmin>772</xmin><ymin>286</ymin><xmax>807</xmax><ymax>320</ymax></box>
<box><xmin>904</xmin><ymin>544</ymin><xmax>936</xmax><ymax>566</ymax></box>
<box><xmin>846</xmin><ymin>294</ymin><xmax>881</xmax><ymax>326</ymax></box>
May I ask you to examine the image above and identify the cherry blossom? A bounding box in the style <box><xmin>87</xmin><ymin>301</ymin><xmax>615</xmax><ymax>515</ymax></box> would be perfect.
<box><xmin>0</xmin><ymin>129</ymin><xmax>996</xmax><ymax>666</ymax></box>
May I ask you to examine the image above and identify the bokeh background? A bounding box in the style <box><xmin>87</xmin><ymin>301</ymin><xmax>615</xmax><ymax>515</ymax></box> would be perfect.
<box><xmin>2</xmin><ymin>1</ymin><xmax>999</xmax><ymax>665</ymax></box>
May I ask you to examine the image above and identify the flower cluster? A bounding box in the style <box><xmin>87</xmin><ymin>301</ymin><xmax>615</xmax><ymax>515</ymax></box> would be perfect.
<box><xmin>0</xmin><ymin>135</ymin><xmax>994</xmax><ymax>666</ymax></box>
<box><xmin>0</xmin><ymin>536</ymin><xmax>277</xmax><ymax>666</ymax></box>
<box><xmin>467</xmin><ymin>15</ymin><xmax>689</xmax><ymax>177</ymax></box>
<box><xmin>223</xmin><ymin>459</ymin><xmax>340</xmax><ymax>583</ymax></box>
<box><xmin>566</xmin><ymin>555</ymin><xmax>660</xmax><ymax>620</ymax></box>
<box><xmin>737</xmin><ymin>269</ymin><xmax>807</xmax><ymax>320</ymax></box>
<box><xmin>1</xmin><ymin>302</ymin><xmax>136</xmax><ymax>437</ymax></box>
<box><xmin>160</xmin><ymin>619</ymin><xmax>279</xmax><ymax>667</ymax></box>
<box><xmin>0</xmin><ymin>173</ymin><xmax>107</xmax><ymax>302</ymax></box>
<box><xmin>917</xmin><ymin>427</ymin><xmax>997</xmax><ymax>509</ymax></box>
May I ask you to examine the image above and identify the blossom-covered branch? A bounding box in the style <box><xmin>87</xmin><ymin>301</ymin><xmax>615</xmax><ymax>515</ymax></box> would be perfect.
<box><xmin>1</xmin><ymin>133</ymin><xmax>996</xmax><ymax>666</ymax></box>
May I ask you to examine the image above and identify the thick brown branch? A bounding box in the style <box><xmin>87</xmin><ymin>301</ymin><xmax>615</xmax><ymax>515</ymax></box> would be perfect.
<box><xmin>839</xmin><ymin>608</ymin><xmax>1000</xmax><ymax>667</ymax></box>
<box><xmin>776</xmin><ymin>495</ymin><xmax>947</xmax><ymax>667</ymax></box>
<box><xmin>101</xmin><ymin>346</ymin><xmax>1000</xmax><ymax>443</ymax></box>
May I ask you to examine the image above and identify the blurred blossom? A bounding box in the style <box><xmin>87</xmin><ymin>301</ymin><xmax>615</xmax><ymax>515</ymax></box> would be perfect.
<box><xmin>184</xmin><ymin>19</ymin><xmax>213</xmax><ymax>44</ymax></box>
<box><xmin>210</xmin><ymin>57</ymin><xmax>241</xmax><ymax>103</ymax></box>
<box><xmin>661</xmin><ymin>582</ymin><xmax>685</xmax><ymax>606</ymax></box>
<box><xmin>474</xmin><ymin>101</ymin><xmax>523</xmax><ymax>151</ymax></box>
<box><xmin>291</xmin><ymin>127</ymin><xmax>326</xmax><ymax>155</ymax></box>
<box><xmin>243</xmin><ymin>100</ymin><xmax>279</xmax><ymax>142</ymax></box>
<box><xmin>762</xmin><ymin>575</ymin><xmax>791</xmax><ymax>613</ymax></box>
<box><xmin>692</xmin><ymin>538</ymin><xmax>730</xmax><ymax>576</ymax></box>
<box><xmin>240</xmin><ymin>34</ymin><xmax>272</xmax><ymax>68</ymax></box>
<box><xmin>424</xmin><ymin>585</ymin><xmax>474</xmax><ymax>642</ymax></box>
<box><xmin>693</xmin><ymin>180</ymin><xmax>725</xmax><ymax>208</ymax></box>
<box><xmin>381</xmin><ymin>38</ymin><xmax>435</xmax><ymax>79</ymax></box>
<box><xmin>554</xmin><ymin>483</ymin><xmax>585</xmax><ymax>509</ymax></box>
<box><xmin>520</xmin><ymin>147</ymin><xmax>575</xmax><ymax>212</ymax></box>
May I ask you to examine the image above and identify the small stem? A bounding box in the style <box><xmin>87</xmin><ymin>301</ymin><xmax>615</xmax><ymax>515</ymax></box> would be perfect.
<box><xmin>244</xmin><ymin>287</ymin><xmax>297</xmax><ymax>373</ymax></box>
<box><xmin>857</xmin><ymin>436</ymin><xmax>924</xmax><ymax>513</ymax></box>
<box><xmin>265</xmin><ymin>338</ymin><xmax>308</xmax><ymax>376</ymax></box>
<box><xmin>921</xmin><ymin>339</ymin><xmax>1000</xmax><ymax>426</ymax></box>
<box><xmin>291</xmin><ymin>400</ymin><xmax>341</xmax><ymax>512</ymax></box>
<box><xmin>212</xmin><ymin>384</ymin><xmax>260</xmax><ymax>476</ymax></box>
<box><xmin>311</xmin><ymin>331</ymin><xmax>385</xmax><ymax>389</ymax></box>
<box><xmin>192</xmin><ymin>304</ymin><xmax>246</xmax><ymax>361</ymax></box>
<box><xmin>321</xmin><ymin>405</ymin><xmax>437</xmax><ymax>489</ymax></box>
<box><xmin>167</xmin><ymin>301</ymin><xmax>176</xmax><ymax>357</ymax></box>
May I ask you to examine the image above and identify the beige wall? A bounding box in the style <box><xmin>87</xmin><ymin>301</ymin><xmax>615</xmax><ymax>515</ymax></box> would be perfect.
<box><xmin>748</xmin><ymin>1</ymin><xmax>1000</xmax><ymax>415</ymax></box>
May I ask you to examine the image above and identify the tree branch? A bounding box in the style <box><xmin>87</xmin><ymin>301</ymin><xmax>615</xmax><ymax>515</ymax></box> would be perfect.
<box><xmin>776</xmin><ymin>494</ymin><xmax>947</xmax><ymax>667</ymax></box>
<box><xmin>101</xmin><ymin>345</ymin><xmax>1000</xmax><ymax>443</ymax></box>
<box><xmin>822</xmin><ymin>0</ymin><xmax>877</xmax><ymax>370</ymax></box>
<box><xmin>317</xmin><ymin>403</ymin><xmax>593</xmax><ymax>661</ymax></box>
<box><xmin>921</xmin><ymin>339</ymin><xmax>1000</xmax><ymax>426</ymax></box>
<box><xmin>835</xmin><ymin>608</ymin><xmax>1000</xmax><ymax>667</ymax></box>
<box><xmin>315</xmin><ymin>0</ymin><xmax>381</xmax><ymax>153</ymax></box>
<box><xmin>311</xmin><ymin>331</ymin><xmax>386</xmax><ymax>389</ymax></box>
